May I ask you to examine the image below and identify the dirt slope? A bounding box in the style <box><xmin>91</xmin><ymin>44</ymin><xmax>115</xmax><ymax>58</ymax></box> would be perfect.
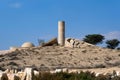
<box><xmin>0</xmin><ymin>41</ymin><xmax>120</xmax><ymax>70</ymax></box>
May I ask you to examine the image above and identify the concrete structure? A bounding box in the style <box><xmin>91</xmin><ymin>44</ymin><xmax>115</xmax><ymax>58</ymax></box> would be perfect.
<box><xmin>58</xmin><ymin>21</ymin><xmax>65</xmax><ymax>46</ymax></box>
<box><xmin>21</xmin><ymin>42</ymin><xmax>35</xmax><ymax>48</ymax></box>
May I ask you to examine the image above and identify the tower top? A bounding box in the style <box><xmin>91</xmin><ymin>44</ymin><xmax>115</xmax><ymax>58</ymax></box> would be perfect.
<box><xmin>58</xmin><ymin>21</ymin><xmax>65</xmax><ymax>23</ymax></box>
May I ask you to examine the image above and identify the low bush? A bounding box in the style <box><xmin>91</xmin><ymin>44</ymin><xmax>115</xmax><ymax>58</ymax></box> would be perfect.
<box><xmin>34</xmin><ymin>71</ymin><xmax>120</xmax><ymax>80</ymax></box>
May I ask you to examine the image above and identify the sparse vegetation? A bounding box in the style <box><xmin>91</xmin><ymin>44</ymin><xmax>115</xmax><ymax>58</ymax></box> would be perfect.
<box><xmin>7</xmin><ymin>62</ymin><xmax>18</xmax><ymax>66</ymax></box>
<box><xmin>32</xmin><ymin>71</ymin><xmax>120</xmax><ymax>80</ymax></box>
<box><xmin>106</xmin><ymin>39</ymin><xmax>120</xmax><ymax>49</ymax></box>
<box><xmin>117</xmin><ymin>47</ymin><xmax>120</xmax><ymax>50</ymax></box>
<box><xmin>38</xmin><ymin>39</ymin><xmax>45</xmax><ymax>46</ymax></box>
<box><xmin>83</xmin><ymin>34</ymin><xmax>104</xmax><ymax>45</ymax></box>
<box><xmin>82</xmin><ymin>34</ymin><xmax>120</xmax><ymax>50</ymax></box>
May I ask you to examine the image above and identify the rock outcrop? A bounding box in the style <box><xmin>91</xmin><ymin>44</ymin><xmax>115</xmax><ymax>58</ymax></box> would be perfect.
<box><xmin>65</xmin><ymin>38</ymin><xmax>94</xmax><ymax>48</ymax></box>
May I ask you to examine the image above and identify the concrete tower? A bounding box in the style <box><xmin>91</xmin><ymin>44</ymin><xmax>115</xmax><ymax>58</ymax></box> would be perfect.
<box><xmin>58</xmin><ymin>21</ymin><xmax>65</xmax><ymax>46</ymax></box>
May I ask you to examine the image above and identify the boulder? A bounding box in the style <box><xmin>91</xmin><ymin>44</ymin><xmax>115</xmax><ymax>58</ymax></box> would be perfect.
<box><xmin>74</xmin><ymin>40</ymin><xmax>80</xmax><ymax>48</ymax></box>
<box><xmin>62</xmin><ymin>68</ymin><xmax>68</xmax><ymax>72</ymax></box>
<box><xmin>65</xmin><ymin>38</ymin><xmax>72</xmax><ymax>47</ymax></box>
<box><xmin>65</xmin><ymin>38</ymin><xmax>83</xmax><ymax>48</ymax></box>
<box><xmin>21</xmin><ymin>68</ymin><xmax>34</xmax><ymax>80</ymax></box>
<box><xmin>16</xmin><ymin>72</ymin><xmax>24</xmax><ymax>79</ymax></box>
<box><xmin>70</xmin><ymin>39</ymin><xmax>75</xmax><ymax>46</ymax></box>
<box><xmin>65</xmin><ymin>38</ymin><xmax>75</xmax><ymax>48</ymax></box>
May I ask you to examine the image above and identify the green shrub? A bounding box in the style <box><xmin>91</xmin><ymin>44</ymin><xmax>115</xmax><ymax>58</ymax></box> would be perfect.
<box><xmin>33</xmin><ymin>71</ymin><xmax>120</xmax><ymax>80</ymax></box>
<box><xmin>83</xmin><ymin>34</ymin><xmax>104</xmax><ymax>45</ymax></box>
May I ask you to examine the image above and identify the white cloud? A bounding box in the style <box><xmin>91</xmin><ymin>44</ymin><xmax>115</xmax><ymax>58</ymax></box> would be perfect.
<box><xmin>104</xmin><ymin>31</ymin><xmax>120</xmax><ymax>40</ymax></box>
<box><xmin>9</xmin><ymin>2</ymin><xmax>22</xmax><ymax>8</ymax></box>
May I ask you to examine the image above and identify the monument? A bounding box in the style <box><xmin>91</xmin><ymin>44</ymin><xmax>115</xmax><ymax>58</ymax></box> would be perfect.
<box><xmin>58</xmin><ymin>21</ymin><xmax>65</xmax><ymax>46</ymax></box>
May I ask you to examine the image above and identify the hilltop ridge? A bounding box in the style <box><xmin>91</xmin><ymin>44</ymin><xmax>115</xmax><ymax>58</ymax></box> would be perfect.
<box><xmin>0</xmin><ymin>38</ymin><xmax>120</xmax><ymax>70</ymax></box>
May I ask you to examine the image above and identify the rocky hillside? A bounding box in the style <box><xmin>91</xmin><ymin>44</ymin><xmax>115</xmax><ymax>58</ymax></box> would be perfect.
<box><xmin>0</xmin><ymin>39</ymin><xmax>120</xmax><ymax>70</ymax></box>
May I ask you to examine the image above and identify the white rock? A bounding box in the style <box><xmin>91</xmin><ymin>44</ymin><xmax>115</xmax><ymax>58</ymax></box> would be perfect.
<box><xmin>21</xmin><ymin>68</ymin><xmax>34</xmax><ymax>80</ymax></box>
<box><xmin>34</xmin><ymin>70</ymin><xmax>39</xmax><ymax>76</ymax></box>
<box><xmin>55</xmin><ymin>69</ymin><xmax>62</xmax><ymax>73</ymax></box>
<box><xmin>62</xmin><ymin>68</ymin><xmax>68</xmax><ymax>72</ymax></box>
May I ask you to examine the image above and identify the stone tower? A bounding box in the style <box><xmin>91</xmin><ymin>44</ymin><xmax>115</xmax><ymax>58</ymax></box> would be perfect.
<box><xmin>58</xmin><ymin>21</ymin><xmax>65</xmax><ymax>46</ymax></box>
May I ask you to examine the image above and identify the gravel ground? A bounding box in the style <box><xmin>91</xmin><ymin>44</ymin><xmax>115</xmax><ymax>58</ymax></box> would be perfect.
<box><xmin>0</xmin><ymin>42</ymin><xmax>120</xmax><ymax>71</ymax></box>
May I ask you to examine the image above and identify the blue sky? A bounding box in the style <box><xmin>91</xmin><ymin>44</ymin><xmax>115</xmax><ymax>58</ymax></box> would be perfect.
<box><xmin>0</xmin><ymin>0</ymin><xmax>120</xmax><ymax>50</ymax></box>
